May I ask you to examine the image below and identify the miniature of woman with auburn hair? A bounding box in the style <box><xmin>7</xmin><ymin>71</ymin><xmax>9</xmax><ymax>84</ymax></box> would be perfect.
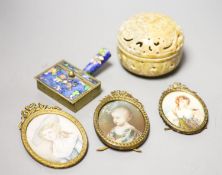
<box><xmin>173</xmin><ymin>95</ymin><xmax>201</xmax><ymax>129</ymax></box>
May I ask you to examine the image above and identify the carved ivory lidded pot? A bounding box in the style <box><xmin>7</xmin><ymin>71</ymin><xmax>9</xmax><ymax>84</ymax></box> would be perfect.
<box><xmin>117</xmin><ymin>13</ymin><xmax>184</xmax><ymax>77</ymax></box>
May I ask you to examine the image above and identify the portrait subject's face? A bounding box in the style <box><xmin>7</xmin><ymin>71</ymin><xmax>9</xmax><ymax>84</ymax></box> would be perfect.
<box><xmin>41</xmin><ymin>127</ymin><xmax>58</xmax><ymax>141</ymax></box>
<box><xmin>176</xmin><ymin>96</ymin><xmax>190</xmax><ymax>109</ymax></box>
<box><xmin>111</xmin><ymin>107</ymin><xmax>131</xmax><ymax>126</ymax></box>
<box><xmin>179</xmin><ymin>99</ymin><xmax>188</xmax><ymax>108</ymax></box>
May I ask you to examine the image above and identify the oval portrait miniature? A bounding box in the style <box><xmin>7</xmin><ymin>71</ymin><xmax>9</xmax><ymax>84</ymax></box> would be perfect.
<box><xmin>19</xmin><ymin>103</ymin><xmax>88</xmax><ymax>168</ymax></box>
<box><xmin>94</xmin><ymin>91</ymin><xmax>150</xmax><ymax>151</ymax></box>
<box><xmin>159</xmin><ymin>83</ymin><xmax>208</xmax><ymax>134</ymax></box>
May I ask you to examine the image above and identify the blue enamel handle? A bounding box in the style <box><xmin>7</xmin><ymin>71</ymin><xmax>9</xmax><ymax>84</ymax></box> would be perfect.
<box><xmin>83</xmin><ymin>48</ymin><xmax>111</xmax><ymax>75</ymax></box>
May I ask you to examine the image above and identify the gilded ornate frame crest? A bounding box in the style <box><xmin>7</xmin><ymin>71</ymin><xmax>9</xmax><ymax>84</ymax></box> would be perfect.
<box><xmin>19</xmin><ymin>103</ymin><xmax>88</xmax><ymax>168</ymax></box>
<box><xmin>159</xmin><ymin>83</ymin><xmax>208</xmax><ymax>135</ymax></box>
<box><xmin>94</xmin><ymin>91</ymin><xmax>150</xmax><ymax>151</ymax></box>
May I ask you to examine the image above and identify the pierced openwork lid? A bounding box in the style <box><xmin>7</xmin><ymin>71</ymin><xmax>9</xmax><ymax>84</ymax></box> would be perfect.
<box><xmin>118</xmin><ymin>13</ymin><xmax>184</xmax><ymax>59</ymax></box>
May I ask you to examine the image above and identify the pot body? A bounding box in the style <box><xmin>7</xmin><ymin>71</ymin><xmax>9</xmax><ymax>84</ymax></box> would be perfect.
<box><xmin>118</xmin><ymin>46</ymin><xmax>183</xmax><ymax>77</ymax></box>
<box><xmin>117</xmin><ymin>13</ymin><xmax>184</xmax><ymax>77</ymax></box>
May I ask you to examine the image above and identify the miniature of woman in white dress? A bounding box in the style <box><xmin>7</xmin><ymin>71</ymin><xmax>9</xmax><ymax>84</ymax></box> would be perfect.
<box><xmin>172</xmin><ymin>95</ymin><xmax>202</xmax><ymax>129</ymax></box>
<box><xmin>31</xmin><ymin>116</ymin><xmax>82</xmax><ymax>163</ymax></box>
<box><xmin>107</xmin><ymin>107</ymin><xmax>141</xmax><ymax>143</ymax></box>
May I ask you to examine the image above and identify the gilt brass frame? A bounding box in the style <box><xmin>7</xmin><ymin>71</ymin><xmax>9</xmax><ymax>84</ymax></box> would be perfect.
<box><xmin>159</xmin><ymin>82</ymin><xmax>208</xmax><ymax>135</ymax></box>
<box><xmin>19</xmin><ymin>103</ymin><xmax>88</xmax><ymax>168</ymax></box>
<box><xmin>94</xmin><ymin>91</ymin><xmax>150</xmax><ymax>151</ymax></box>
